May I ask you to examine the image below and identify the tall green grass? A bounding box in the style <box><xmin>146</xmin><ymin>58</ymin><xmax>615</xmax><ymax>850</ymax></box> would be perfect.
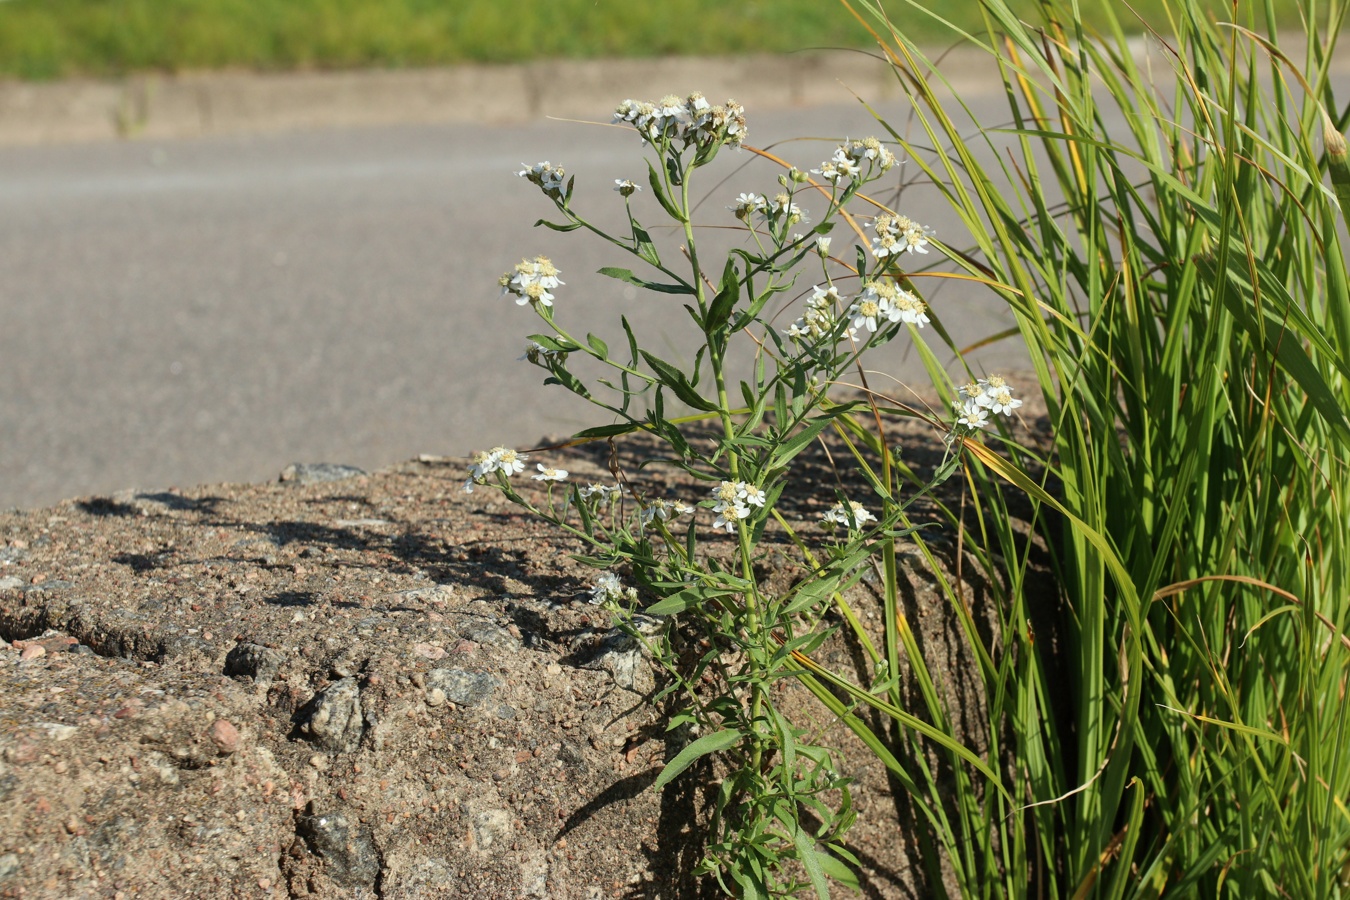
<box><xmin>820</xmin><ymin>0</ymin><xmax>1350</xmax><ymax>894</ymax></box>
<box><xmin>0</xmin><ymin>0</ymin><xmax>1300</xmax><ymax>81</ymax></box>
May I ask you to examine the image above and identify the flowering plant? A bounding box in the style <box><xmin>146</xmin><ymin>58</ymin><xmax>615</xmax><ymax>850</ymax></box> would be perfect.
<box><xmin>465</xmin><ymin>91</ymin><xmax>1020</xmax><ymax>896</ymax></box>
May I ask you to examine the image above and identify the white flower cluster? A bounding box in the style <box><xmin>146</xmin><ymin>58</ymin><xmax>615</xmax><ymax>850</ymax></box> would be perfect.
<box><xmin>640</xmin><ymin>497</ymin><xmax>694</xmax><ymax>528</ymax></box>
<box><xmin>580</xmin><ymin>482</ymin><xmax>622</xmax><ymax>506</ymax></box>
<box><xmin>710</xmin><ymin>480</ymin><xmax>766</xmax><ymax>533</ymax></box>
<box><xmin>613</xmin><ymin>92</ymin><xmax>747</xmax><ymax>149</ymax></box>
<box><xmin>464</xmin><ymin>446</ymin><xmax>528</xmax><ymax>492</ymax></box>
<box><xmin>786</xmin><ymin>285</ymin><xmax>840</xmax><ymax>340</ymax></box>
<box><xmin>590</xmin><ymin>571</ymin><xmax>639</xmax><ymax>606</ymax></box>
<box><xmin>846</xmin><ymin>280</ymin><xmax>929</xmax><ymax>334</ymax></box>
<box><xmin>821</xmin><ymin>500</ymin><xmax>877</xmax><ymax>529</ymax></box>
<box><xmin>727</xmin><ymin>191</ymin><xmax>807</xmax><ymax>227</ymax></box>
<box><xmin>953</xmin><ymin>374</ymin><xmax>1023</xmax><ymax>431</ymax></box>
<box><xmin>517</xmin><ymin>161</ymin><xmax>566</xmax><ymax>196</ymax></box>
<box><xmin>499</xmin><ymin>256</ymin><xmax>563</xmax><ymax>308</ymax></box>
<box><xmin>872</xmin><ymin>214</ymin><xmax>935</xmax><ymax>258</ymax></box>
<box><xmin>812</xmin><ymin>137</ymin><xmax>897</xmax><ymax>184</ymax></box>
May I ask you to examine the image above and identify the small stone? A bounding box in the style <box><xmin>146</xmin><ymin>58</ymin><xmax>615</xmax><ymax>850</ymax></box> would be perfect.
<box><xmin>258</xmin><ymin>878</ymin><xmax>271</xmax><ymax>890</ymax></box>
<box><xmin>225</xmin><ymin>642</ymin><xmax>287</xmax><ymax>686</ymax></box>
<box><xmin>424</xmin><ymin>688</ymin><xmax>447</xmax><ymax>708</ymax></box>
<box><xmin>19</xmin><ymin>645</ymin><xmax>45</xmax><ymax>661</ymax></box>
<box><xmin>279</xmin><ymin>463</ymin><xmax>368</xmax><ymax>485</ymax></box>
<box><xmin>545</xmin><ymin>663</ymin><xmax>562</xmax><ymax>676</ymax></box>
<box><xmin>207</xmin><ymin>719</ymin><xmax>240</xmax><ymax>754</ymax></box>
<box><xmin>424</xmin><ymin>668</ymin><xmax>501</xmax><ymax>708</ymax></box>
<box><xmin>412</xmin><ymin>642</ymin><xmax>446</xmax><ymax>661</ymax></box>
<box><xmin>309</xmin><ymin>754</ymin><xmax>328</xmax><ymax>770</ymax></box>
<box><xmin>297</xmin><ymin>806</ymin><xmax>380</xmax><ymax>887</ymax></box>
<box><xmin>298</xmin><ymin>678</ymin><xmax>363</xmax><ymax>752</ymax></box>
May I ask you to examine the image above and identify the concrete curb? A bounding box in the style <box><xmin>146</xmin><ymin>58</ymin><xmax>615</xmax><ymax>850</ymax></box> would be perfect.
<box><xmin>0</xmin><ymin>49</ymin><xmax>1004</xmax><ymax>145</ymax></box>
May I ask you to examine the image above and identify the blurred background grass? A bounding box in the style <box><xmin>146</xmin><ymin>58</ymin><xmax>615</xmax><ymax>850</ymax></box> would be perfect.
<box><xmin>0</xmin><ymin>0</ymin><xmax>1309</xmax><ymax>81</ymax></box>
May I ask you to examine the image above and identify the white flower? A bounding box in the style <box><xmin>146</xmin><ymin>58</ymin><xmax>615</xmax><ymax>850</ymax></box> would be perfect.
<box><xmin>640</xmin><ymin>498</ymin><xmax>693</xmax><ymax>527</ymax></box>
<box><xmin>580</xmin><ymin>482</ymin><xmax>621</xmax><ymax>507</ymax></box>
<box><xmin>730</xmin><ymin>192</ymin><xmax>767</xmax><ymax>221</ymax></box>
<box><xmin>614</xmin><ymin>179</ymin><xmax>641</xmax><ymax>197</ymax></box>
<box><xmin>494</xmin><ymin>447</ymin><xmax>527</xmax><ymax>475</ymax></box>
<box><xmin>959</xmin><ymin>379</ymin><xmax>988</xmax><ymax>405</ymax></box>
<box><xmin>518</xmin><ymin>161</ymin><xmax>566</xmax><ymax>196</ymax></box>
<box><xmin>955</xmin><ymin>398</ymin><xmax>991</xmax><ymax>429</ymax></box>
<box><xmin>958</xmin><ymin>375</ymin><xmax>1018</xmax><ymax>416</ymax></box>
<box><xmin>532</xmin><ymin>464</ymin><xmax>568</xmax><ymax>482</ymax></box>
<box><xmin>740</xmin><ymin>484</ymin><xmax>767</xmax><ymax>508</ymax></box>
<box><xmin>464</xmin><ymin>446</ymin><xmax>526</xmax><ymax>491</ymax></box>
<box><xmin>897</xmin><ymin>216</ymin><xmax>935</xmax><ymax>254</ymax></box>
<box><xmin>890</xmin><ymin>288</ymin><xmax>929</xmax><ymax>327</ymax></box>
<box><xmin>500</xmin><ymin>256</ymin><xmax>564</xmax><ymax>308</ymax></box>
<box><xmin>847</xmin><ymin>295</ymin><xmax>884</xmax><ymax>334</ymax></box>
<box><xmin>589</xmin><ymin>571</ymin><xmax>638</xmax><ymax>606</ymax></box>
<box><xmin>762</xmin><ymin>193</ymin><xmax>807</xmax><ymax>226</ymax></box>
<box><xmin>713</xmin><ymin>506</ymin><xmax>749</xmax><ymax>533</ymax></box>
<box><xmin>786</xmin><ymin>285</ymin><xmax>839</xmax><ymax>341</ymax></box>
<box><xmin>871</xmin><ymin>214</ymin><xmax>933</xmax><ymax>258</ymax></box>
<box><xmin>845</xmin><ymin>137</ymin><xmax>897</xmax><ymax>172</ymax></box>
<box><xmin>988</xmin><ymin>388</ymin><xmax>1022</xmax><ymax>415</ymax></box>
<box><xmin>710</xmin><ymin>481</ymin><xmax>752</xmax><ymax>532</ymax></box>
<box><xmin>519</xmin><ymin>281</ymin><xmax>554</xmax><ymax>307</ymax></box>
<box><xmin>815</xmin><ymin>237</ymin><xmax>832</xmax><ymax>258</ymax></box>
<box><xmin>812</xmin><ymin>160</ymin><xmax>842</xmax><ymax>184</ymax></box>
<box><xmin>821</xmin><ymin>500</ymin><xmax>876</xmax><ymax>529</ymax></box>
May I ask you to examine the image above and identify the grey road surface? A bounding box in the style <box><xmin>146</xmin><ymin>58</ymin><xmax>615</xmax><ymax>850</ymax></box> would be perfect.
<box><xmin>1</xmin><ymin>94</ymin><xmax>1032</xmax><ymax>510</ymax></box>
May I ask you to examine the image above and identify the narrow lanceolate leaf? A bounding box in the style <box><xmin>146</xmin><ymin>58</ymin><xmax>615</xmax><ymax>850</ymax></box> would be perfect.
<box><xmin>533</xmin><ymin>218</ymin><xmax>582</xmax><ymax>233</ymax></box>
<box><xmin>631</xmin><ymin>223</ymin><xmax>661</xmax><ymax>267</ymax></box>
<box><xmin>597</xmin><ymin>266</ymin><xmax>695</xmax><ymax>296</ymax></box>
<box><xmin>705</xmin><ymin>258</ymin><xmax>741</xmax><ymax>330</ymax></box>
<box><xmin>640</xmin><ymin>350</ymin><xmax>718</xmax><ymax>411</ymax></box>
<box><xmin>646</xmin><ymin>160</ymin><xmax>686</xmax><ymax>222</ymax></box>
<box><xmin>585</xmin><ymin>333</ymin><xmax>609</xmax><ymax>360</ymax></box>
<box><xmin>645</xmin><ymin>578</ymin><xmax>744</xmax><ymax>616</ymax></box>
<box><xmin>652</xmin><ymin>729</ymin><xmax>743</xmax><ymax>790</ymax></box>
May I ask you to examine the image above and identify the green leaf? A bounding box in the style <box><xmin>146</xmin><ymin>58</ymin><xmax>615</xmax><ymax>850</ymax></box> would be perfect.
<box><xmin>706</xmin><ymin>258</ymin><xmax>741</xmax><ymax>330</ymax></box>
<box><xmin>815</xmin><ymin>851</ymin><xmax>860</xmax><ymax>890</ymax></box>
<box><xmin>653</xmin><ymin>729</ymin><xmax>743</xmax><ymax>790</ymax></box>
<box><xmin>543</xmin><ymin>369</ymin><xmax>591</xmax><ymax>398</ymax></box>
<box><xmin>770</xmin><ymin>406</ymin><xmax>859</xmax><ymax>470</ymax></box>
<box><xmin>533</xmin><ymin>218</ymin><xmax>582</xmax><ymax>233</ymax></box>
<box><xmin>640</xmin><ymin>350</ymin><xmax>717</xmax><ymax>411</ymax></box>
<box><xmin>597</xmin><ymin>266</ymin><xmax>695</xmax><ymax>296</ymax></box>
<box><xmin>525</xmin><ymin>334</ymin><xmax>576</xmax><ymax>353</ymax></box>
<box><xmin>645</xmin><ymin>582</ymin><xmax>739</xmax><ymax>616</ymax></box>
<box><xmin>631</xmin><ymin>223</ymin><xmax>661</xmax><ymax>267</ymax></box>
<box><xmin>646</xmin><ymin>161</ymin><xmax>686</xmax><ymax>222</ymax></box>
<box><xmin>586</xmin><ymin>333</ymin><xmax>609</xmax><ymax>359</ymax></box>
<box><xmin>574</xmin><ymin>422</ymin><xmax>639</xmax><ymax>439</ymax></box>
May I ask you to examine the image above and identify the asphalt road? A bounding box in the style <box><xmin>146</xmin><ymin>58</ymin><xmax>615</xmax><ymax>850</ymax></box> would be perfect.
<box><xmin>2</xmin><ymin>90</ymin><xmax>1032</xmax><ymax>510</ymax></box>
